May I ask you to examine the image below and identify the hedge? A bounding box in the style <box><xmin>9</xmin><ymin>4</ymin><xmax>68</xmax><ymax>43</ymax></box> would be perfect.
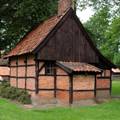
<box><xmin>0</xmin><ymin>81</ymin><xmax>31</xmax><ymax>104</ymax></box>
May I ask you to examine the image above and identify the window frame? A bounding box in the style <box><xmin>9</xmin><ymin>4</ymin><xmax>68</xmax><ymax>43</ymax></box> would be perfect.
<box><xmin>45</xmin><ymin>61</ymin><xmax>55</xmax><ymax>75</ymax></box>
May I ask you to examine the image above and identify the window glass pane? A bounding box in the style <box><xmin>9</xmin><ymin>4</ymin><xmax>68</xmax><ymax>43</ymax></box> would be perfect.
<box><xmin>45</xmin><ymin>62</ymin><xmax>54</xmax><ymax>75</ymax></box>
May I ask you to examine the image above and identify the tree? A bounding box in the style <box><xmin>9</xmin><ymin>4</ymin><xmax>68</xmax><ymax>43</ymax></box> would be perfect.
<box><xmin>76</xmin><ymin>0</ymin><xmax>120</xmax><ymax>17</ymax></box>
<box><xmin>102</xmin><ymin>17</ymin><xmax>120</xmax><ymax>66</ymax></box>
<box><xmin>84</xmin><ymin>7</ymin><xmax>110</xmax><ymax>47</ymax></box>
<box><xmin>0</xmin><ymin>0</ymin><xmax>58</xmax><ymax>53</ymax></box>
<box><xmin>84</xmin><ymin>7</ymin><xmax>120</xmax><ymax>66</ymax></box>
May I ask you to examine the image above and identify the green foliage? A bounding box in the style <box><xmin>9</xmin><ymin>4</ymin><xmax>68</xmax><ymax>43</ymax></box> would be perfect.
<box><xmin>84</xmin><ymin>7</ymin><xmax>109</xmax><ymax>47</ymax></box>
<box><xmin>17</xmin><ymin>90</ymin><xmax>31</xmax><ymax>104</ymax></box>
<box><xmin>101</xmin><ymin>17</ymin><xmax>120</xmax><ymax>66</ymax></box>
<box><xmin>85</xmin><ymin>7</ymin><xmax>120</xmax><ymax>66</ymax></box>
<box><xmin>77</xmin><ymin>0</ymin><xmax>120</xmax><ymax>17</ymax></box>
<box><xmin>0</xmin><ymin>82</ymin><xmax>31</xmax><ymax>104</ymax></box>
<box><xmin>0</xmin><ymin>0</ymin><xmax>58</xmax><ymax>52</ymax></box>
<box><xmin>113</xmin><ymin>53</ymin><xmax>120</xmax><ymax>67</ymax></box>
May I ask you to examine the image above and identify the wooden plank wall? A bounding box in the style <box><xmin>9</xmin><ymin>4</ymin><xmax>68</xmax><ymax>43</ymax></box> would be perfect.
<box><xmin>37</xmin><ymin>14</ymin><xmax>99</xmax><ymax>64</ymax></box>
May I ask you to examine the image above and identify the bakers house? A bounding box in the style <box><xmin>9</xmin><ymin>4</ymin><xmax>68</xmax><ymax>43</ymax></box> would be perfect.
<box><xmin>5</xmin><ymin>0</ymin><xmax>116</xmax><ymax>105</ymax></box>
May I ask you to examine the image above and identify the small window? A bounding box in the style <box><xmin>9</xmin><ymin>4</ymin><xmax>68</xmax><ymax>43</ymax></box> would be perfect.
<box><xmin>102</xmin><ymin>71</ymin><xmax>105</xmax><ymax>76</ymax></box>
<box><xmin>45</xmin><ymin>62</ymin><xmax>55</xmax><ymax>75</ymax></box>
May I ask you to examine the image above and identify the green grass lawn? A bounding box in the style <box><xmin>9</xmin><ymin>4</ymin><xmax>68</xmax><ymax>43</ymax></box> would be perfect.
<box><xmin>112</xmin><ymin>80</ymin><xmax>120</xmax><ymax>96</ymax></box>
<box><xmin>0</xmin><ymin>80</ymin><xmax>120</xmax><ymax>120</ymax></box>
<box><xmin>0</xmin><ymin>98</ymin><xmax>120</xmax><ymax>120</ymax></box>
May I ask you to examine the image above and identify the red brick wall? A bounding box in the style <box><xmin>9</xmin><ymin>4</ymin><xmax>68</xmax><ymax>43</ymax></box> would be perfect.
<box><xmin>57</xmin><ymin>91</ymin><xmax>69</xmax><ymax>103</ymax></box>
<box><xmin>73</xmin><ymin>75</ymin><xmax>94</xmax><ymax>90</ymax></box>
<box><xmin>57</xmin><ymin>76</ymin><xmax>69</xmax><ymax>89</ymax></box>
<box><xmin>56</xmin><ymin>67</ymin><xmax>69</xmax><ymax>103</ymax></box>
<box><xmin>35</xmin><ymin>65</ymin><xmax>96</xmax><ymax>104</ymax></box>
<box><xmin>37</xmin><ymin>65</ymin><xmax>70</xmax><ymax>103</ymax></box>
<box><xmin>38</xmin><ymin>91</ymin><xmax>54</xmax><ymax>99</ymax></box>
<box><xmin>10</xmin><ymin>59</ymin><xmax>111</xmax><ymax>104</ymax></box>
<box><xmin>26</xmin><ymin>78</ymin><xmax>35</xmax><ymax>90</ymax></box>
<box><xmin>10</xmin><ymin>68</ymin><xmax>16</xmax><ymax>76</ymax></box>
<box><xmin>27</xmin><ymin>66</ymin><xmax>35</xmax><ymax>77</ymax></box>
<box><xmin>38</xmin><ymin>76</ymin><xmax>54</xmax><ymax>89</ymax></box>
<box><xmin>96</xmin><ymin>79</ymin><xmax>110</xmax><ymax>89</ymax></box>
<box><xmin>10</xmin><ymin>78</ymin><xmax>16</xmax><ymax>87</ymax></box>
<box><xmin>96</xmin><ymin>69</ymin><xmax>111</xmax><ymax>98</ymax></box>
<box><xmin>18</xmin><ymin>79</ymin><xmax>25</xmax><ymax>88</ymax></box>
<box><xmin>73</xmin><ymin>92</ymin><xmax>94</xmax><ymax>101</ymax></box>
<box><xmin>56</xmin><ymin>67</ymin><xmax>68</xmax><ymax>75</ymax></box>
<box><xmin>18</xmin><ymin>67</ymin><xmax>25</xmax><ymax>77</ymax></box>
<box><xmin>58</xmin><ymin>0</ymin><xmax>72</xmax><ymax>16</ymax></box>
<box><xmin>73</xmin><ymin>75</ymin><xmax>95</xmax><ymax>101</ymax></box>
<box><xmin>96</xmin><ymin>90</ymin><xmax>110</xmax><ymax>98</ymax></box>
<box><xmin>10</xmin><ymin>55</ymin><xmax>36</xmax><ymax>90</ymax></box>
<box><xmin>10</xmin><ymin>57</ymin><xmax>17</xmax><ymax>87</ymax></box>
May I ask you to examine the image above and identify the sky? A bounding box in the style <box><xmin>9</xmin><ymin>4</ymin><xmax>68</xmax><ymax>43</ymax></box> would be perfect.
<box><xmin>76</xmin><ymin>7</ymin><xmax>94</xmax><ymax>23</ymax></box>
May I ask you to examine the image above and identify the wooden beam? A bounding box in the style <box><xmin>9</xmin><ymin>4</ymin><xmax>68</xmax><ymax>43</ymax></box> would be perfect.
<box><xmin>18</xmin><ymin>88</ymin><xmax>36</xmax><ymax>92</ymax></box>
<box><xmin>110</xmin><ymin>69</ymin><xmax>112</xmax><ymax>95</ymax></box>
<box><xmin>10</xmin><ymin>64</ymin><xmax>35</xmax><ymax>67</ymax></box>
<box><xmin>38</xmin><ymin>63</ymin><xmax>45</xmax><ymax>73</ymax></box>
<box><xmin>10</xmin><ymin>76</ymin><xmax>35</xmax><ymax>79</ymax></box>
<box><xmin>97</xmin><ymin>76</ymin><xmax>111</xmax><ymax>79</ymax></box>
<box><xmin>38</xmin><ymin>89</ymin><xmax>54</xmax><ymax>91</ymax></box>
<box><xmin>9</xmin><ymin>58</ymin><xmax>11</xmax><ymax>84</ymax></box>
<box><xmin>24</xmin><ymin>55</ymin><xmax>27</xmax><ymax>90</ymax></box>
<box><xmin>69</xmin><ymin>74</ymin><xmax>73</xmax><ymax>104</ymax></box>
<box><xmin>35</xmin><ymin>58</ymin><xmax>39</xmax><ymax>94</ymax></box>
<box><xmin>54</xmin><ymin>64</ymin><xmax>57</xmax><ymax>98</ymax></box>
<box><xmin>94</xmin><ymin>74</ymin><xmax>97</xmax><ymax>97</ymax></box>
<box><xmin>39</xmin><ymin>74</ymin><xmax>68</xmax><ymax>76</ymax></box>
<box><xmin>16</xmin><ymin>56</ymin><xmax>18</xmax><ymax>88</ymax></box>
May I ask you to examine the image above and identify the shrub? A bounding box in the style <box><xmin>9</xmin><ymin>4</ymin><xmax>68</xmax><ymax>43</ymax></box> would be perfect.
<box><xmin>17</xmin><ymin>90</ymin><xmax>31</xmax><ymax>104</ymax></box>
<box><xmin>0</xmin><ymin>81</ymin><xmax>31</xmax><ymax>104</ymax></box>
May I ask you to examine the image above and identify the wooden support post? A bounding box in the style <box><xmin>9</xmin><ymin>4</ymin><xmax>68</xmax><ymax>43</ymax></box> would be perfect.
<box><xmin>35</xmin><ymin>59</ymin><xmax>39</xmax><ymax>94</ymax></box>
<box><xmin>24</xmin><ymin>55</ymin><xmax>27</xmax><ymax>90</ymax></box>
<box><xmin>9</xmin><ymin>58</ymin><xmax>11</xmax><ymax>84</ymax></box>
<box><xmin>94</xmin><ymin>74</ymin><xmax>97</xmax><ymax>97</ymax></box>
<box><xmin>16</xmin><ymin>56</ymin><xmax>18</xmax><ymax>88</ymax></box>
<box><xmin>54</xmin><ymin>64</ymin><xmax>57</xmax><ymax>98</ymax></box>
<box><xmin>69</xmin><ymin>74</ymin><xmax>73</xmax><ymax>104</ymax></box>
<box><xmin>110</xmin><ymin>69</ymin><xmax>112</xmax><ymax>95</ymax></box>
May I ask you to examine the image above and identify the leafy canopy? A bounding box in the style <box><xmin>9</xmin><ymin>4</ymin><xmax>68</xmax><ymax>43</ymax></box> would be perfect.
<box><xmin>0</xmin><ymin>0</ymin><xmax>58</xmax><ymax>52</ymax></box>
<box><xmin>83</xmin><ymin>0</ymin><xmax>120</xmax><ymax>66</ymax></box>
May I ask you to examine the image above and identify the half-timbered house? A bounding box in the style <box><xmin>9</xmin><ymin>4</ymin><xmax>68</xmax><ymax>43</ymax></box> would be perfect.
<box><xmin>5</xmin><ymin>0</ymin><xmax>116</xmax><ymax>105</ymax></box>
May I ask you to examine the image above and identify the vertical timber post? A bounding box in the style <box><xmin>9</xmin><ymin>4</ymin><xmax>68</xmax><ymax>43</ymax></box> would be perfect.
<box><xmin>9</xmin><ymin>58</ymin><xmax>11</xmax><ymax>84</ymax></box>
<box><xmin>110</xmin><ymin>69</ymin><xmax>112</xmax><ymax>95</ymax></box>
<box><xmin>54</xmin><ymin>63</ymin><xmax>57</xmax><ymax>98</ymax></box>
<box><xmin>35</xmin><ymin>55</ymin><xmax>39</xmax><ymax>94</ymax></box>
<box><xmin>24</xmin><ymin>55</ymin><xmax>27</xmax><ymax>90</ymax></box>
<box><xmin>69</xmin><ymin>74</ymin><xmax>73</xmax><ymax>105</ymax></box>
<box><xmin>16</xmin><ymin>56</ymin><xmax>18</xmax><ymax>88</ymax></box>
<box><xmin>94</xmin><ymin>74</ymin><xmax>97</xmax><ymax>97</ymax></box>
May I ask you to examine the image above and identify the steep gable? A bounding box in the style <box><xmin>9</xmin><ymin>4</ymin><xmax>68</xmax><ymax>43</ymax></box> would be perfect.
<box><xmin>35</xmin><ymin>9</ymin><xmax>115</xmax><ymax>68</ymax></box>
